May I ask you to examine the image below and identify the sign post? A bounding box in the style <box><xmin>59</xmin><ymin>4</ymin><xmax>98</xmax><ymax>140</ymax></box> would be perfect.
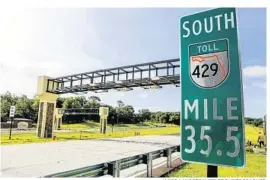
<box><xmin>9</xmin><ymin>106</ymin><xmax>16</xmax><ymax>140</ymax></box>
<box><xmin>180</xmin><ymin>8</ymin><xmax>245</xmax><ymax>175</ymax></box>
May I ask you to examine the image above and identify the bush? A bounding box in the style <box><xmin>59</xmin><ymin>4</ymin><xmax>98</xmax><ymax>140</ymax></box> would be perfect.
<box><xmin>246</xmin><ymin>147</ymin><xmax>254</xmax><ymax>153</ymax></box>
<box><xmin>245</xmin><ymin>117</ymin><xmax>264</xmax><ymax>127</ymax></box>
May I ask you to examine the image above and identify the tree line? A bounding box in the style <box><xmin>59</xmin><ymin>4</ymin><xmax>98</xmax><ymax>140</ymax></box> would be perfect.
<box><xmin>0</xmin><ymin>91</ymin><xmax>180</xmax><ymax>125</ymax></box>
<box><xmin>0</xmin><ymin>91</ymin><xmax>264</xmax><ymax>127</ymax></box>
<box><xmin>245</xmin><ymin>117</ymin><xmax>264</xmax><ymax>128</ymax></box>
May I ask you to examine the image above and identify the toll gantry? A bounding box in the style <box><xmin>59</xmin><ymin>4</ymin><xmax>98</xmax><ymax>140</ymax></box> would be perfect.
<box><xmin>36</xmin><ymin>59</ymin><xmax>180</xmax><ymax>138</ymax></box>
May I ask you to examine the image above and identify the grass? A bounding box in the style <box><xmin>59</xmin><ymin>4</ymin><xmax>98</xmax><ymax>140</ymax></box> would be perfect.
<box><xmin>61</xmin><ymin>121</ymin><xmax>99</xmax><ymax>129</ymax></box>
<box><xmin>169</xmin><ymin>152</ymin><xmax>266</xmax><ymax>177</ymax></box>
<box><xmin>245</xmin><ymin>124</ymin><xmax>264</xmax><ymax>144</ymax></box>
<box><xmin>0</xmin><ymin>133</ymin><xmax>59</xmax><ymax>145</ymax></box>
<box><xmin>1</xmin><ymin>123</ymin><xmax>180</xmax><ymax>145</ymax></box>
<box><xmin>1</xmin><ymin>123</ymin><xmax>263</xmax><ymax>147</ymax></box>
<box><xmin>61</xmin><ymin>121</ymin><xmax>176</xmax><ymax>130</ymax></box>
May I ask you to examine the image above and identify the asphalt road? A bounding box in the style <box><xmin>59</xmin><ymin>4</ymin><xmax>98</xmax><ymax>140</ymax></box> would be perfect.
<box><xmin>1</xmin><ymin>134</ymin><xmax>180</xmax><ymax>177</ymax></box>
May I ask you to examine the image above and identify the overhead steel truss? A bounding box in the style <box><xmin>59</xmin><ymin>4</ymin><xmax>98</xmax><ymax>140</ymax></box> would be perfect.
<box><xmin>63</xmin><ymin>108</ymin><xmax>99</xmax><ymax>115</ymax></box>
<box><xmin>46</xmin><ymin>58</ymin><xmax>180</xmax><ymax>94</ymax></box>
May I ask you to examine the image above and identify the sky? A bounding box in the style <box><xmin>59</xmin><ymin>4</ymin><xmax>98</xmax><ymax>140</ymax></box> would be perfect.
<box><xmin>0</xmin><ymin>8</ymin><xmax>266</xmax><ymax>118</ymax></box>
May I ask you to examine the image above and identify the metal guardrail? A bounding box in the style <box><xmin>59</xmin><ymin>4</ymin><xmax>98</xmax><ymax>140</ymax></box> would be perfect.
<box><xmin>44</xmin><ymin>145</ymin><xmax>180</xmax><ymax>178</ymax></box>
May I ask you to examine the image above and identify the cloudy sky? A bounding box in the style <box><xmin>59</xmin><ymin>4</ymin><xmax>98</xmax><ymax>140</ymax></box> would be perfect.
<box><xmin>0</xmin><ymin>8</ymin><xmax>266</xmax><ymax>118</ymax></box>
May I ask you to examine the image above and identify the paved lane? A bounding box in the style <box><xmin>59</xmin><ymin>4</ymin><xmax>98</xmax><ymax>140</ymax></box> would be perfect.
<box><xmin>1</xmin><ymin>134</ymin><xmax>180</xmax><ymax>177</ymax></box>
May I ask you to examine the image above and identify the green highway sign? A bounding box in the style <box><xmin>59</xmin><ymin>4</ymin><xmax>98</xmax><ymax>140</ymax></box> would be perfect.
<box><xmin>180</xmin><ymin>8</ymin><xmax>245</xmax><ymax>167</ymax></box>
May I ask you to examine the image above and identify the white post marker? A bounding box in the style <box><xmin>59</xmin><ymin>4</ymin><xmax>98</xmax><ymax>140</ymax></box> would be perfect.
<box><xmin>9</xmin><ymin>106</ymin><xmax>16</xmax><ymax>117</ymax></box>
<box><xmin>9</xmin><ymin>106</ymin><xmax>16</xmax><ymax>140</ymax></box>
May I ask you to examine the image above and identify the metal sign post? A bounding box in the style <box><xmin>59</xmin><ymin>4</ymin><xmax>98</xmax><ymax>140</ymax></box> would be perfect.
<box><xmin>207</xmin><ymin>165</ymin><xmax>217</xmax><ymax>177</ymax></box>
<box><xmin>9</xmin><ymin>106</ymin><xmax>16</xmax><ymax>140</ymax></box>
<box><xmin>180</xmin><ymin>7</ymin><xmax>245</xmax><ymax>174</ymax></box>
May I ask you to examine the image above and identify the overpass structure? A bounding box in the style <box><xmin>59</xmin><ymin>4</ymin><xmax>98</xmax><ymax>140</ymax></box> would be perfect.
<box><xmin>45</xmin><ymin>59</ymin><xmax>180</xmax><ymax>94</ymax></box>
<box><xmin>36</xmin><ymin>59</ymin><xmax>180</xmax><ymax>138</ymax></box>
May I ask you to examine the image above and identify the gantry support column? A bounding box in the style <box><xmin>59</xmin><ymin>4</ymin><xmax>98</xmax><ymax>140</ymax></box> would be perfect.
<box><xmin>36</xmin><ymin>76</ymin><xmax>59</xmax><ymax>138</ymax></box>
<box><xmin>55</xmin><ymin>108</ymin><xmax>64</xmax><ymax>130</ymax></box>
<box><xmin>99</xmin><ymin>107</ymin><xmax>109</xmax><ymax>134</ymax></box>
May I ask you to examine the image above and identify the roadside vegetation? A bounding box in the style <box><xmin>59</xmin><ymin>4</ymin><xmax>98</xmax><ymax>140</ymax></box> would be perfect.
<box><xmin>1</xmin><ymin>121</ymin><xmax>179</xmax><ymax>145</ymax></box>
<box><xmin>169</xmin><ymin>124</ymin><xmax>266</xmax><ymax>178</ymax></box>
<box><xmin>169</xmin><ymin>152</ymin><xmax>266</xmax><ymax>177</ymax></box>
<box><xmin>0</xmin><ymin>91</ymin><xmax>180</xmax><ymax>125</ymax></box>
<box><xmin>1</xmin><ymin>91</ymin><xmax>180</xmax><ymax>145</ymax></box>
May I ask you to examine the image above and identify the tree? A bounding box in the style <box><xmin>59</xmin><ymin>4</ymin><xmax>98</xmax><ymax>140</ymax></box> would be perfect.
<box><xmin>245</xmin><ymin>117</ymin><xmax>264</xmax><ymax>127</ymax></box>
<box><xmin>174</xmin><ymin>112</ymin><xmax>180</xmax><ymax>125</ymax></box>
<box><xmin>0</xmin><ymin>91</ymin><xmax>18</xmax><ymax>120</ymax></box>
<box><xmin>121</xmin><ymin>105</ymin><xmax>135</xmax><ymax>123</ymax></box>
<box><xmin>31</xmin><ymin>97</ymin><xmax>40</xmax><ymax>121</ymax></box>
<box><xmin>159</xmin><ymin>113</ymin><xmax>169</xmax><ymax>123</ymax></box>
<box><xmin>117</xmin><ymin>100</ymin><xmax>124</xmax><ymax>107</ymax></box>
<box><xmin>149</xmin><ymin>111</ymin><xmax>163</xmax><ymax>123</ymax></box>
<box><xmin>83</xmin><ymin>101</ymin><xmax>100</xmax><ymax>108</ymax></box>
<box><xmin>169</xmin><ymin>112</ymin><xmax>180</xmax><ymax>126</ymax></box>
<box><xmin>62</xmin><ymin>97</ymin><xmax>82</xmax><ymax>109</ymax></box>
<box><xmin>83</xmin><ymin>96</ymin><xmax>101</xmax><ymax>108</ymax></box>
<box><xmin>81</xmin><ymin>96</ymin><xmax>87</xmax><ymax>107</ymax></box>
<box><xmin>138</xmin><ymin>109</ymin><xmax>151</xmax><ymax>123</ymax></box>
<box><xmin>88</xmin><ymin>96</ymin><xmax>101</xmax><ymax>103</ymax></box>
<box><xmin>56</xmin><ymin>97</ymin><xmax>65</xmax><ymax>108</ymax></box>
<box><xmin>116</xmin><ymin>100</ymin><xmax>125</xmax><ymax>124</ymax></box>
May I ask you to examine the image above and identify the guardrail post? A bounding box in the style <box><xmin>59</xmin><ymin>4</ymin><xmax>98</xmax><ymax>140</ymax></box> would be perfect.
<box><xmin>108</xmin><ymin>160</ymin><xmax>120</xmax><ymax>177</ymax></box>
<box><xmin>166</xmin><ymin>148</ymin><xmax>172</xmax><ymax>168</ymax></box>
<box><xmin>143</xmin><ymin>153</ymin><xmax>153</xmax><ymax>177</ymax></box>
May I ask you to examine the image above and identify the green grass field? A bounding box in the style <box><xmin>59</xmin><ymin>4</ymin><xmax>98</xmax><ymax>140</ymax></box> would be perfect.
<box><xmin>1</xmin><ymin>123</ymin><xmax>264</xmax><ymax>148</ymax></box>
<box><xmin>1</xmin><ymin>121</ymin><xmax>179</xmax><ymax>145</ymax></box>
<box><xmin>245</xmin><ymin>124</ymin><xmax>264</xmax><ymax>144</ymax></box>
<box><xmin>169</xmin><ymin>152</ymin><xmax>266</xmax><ymax>177</ymax></box>
<box><xmin>61</xmin><ymin>121</ymin><xmax>175</xmax><ymax>130</ymax></box>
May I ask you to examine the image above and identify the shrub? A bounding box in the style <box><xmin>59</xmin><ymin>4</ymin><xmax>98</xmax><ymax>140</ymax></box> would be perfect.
<box><xmin>246</xmin><ymin>147</ymin><xmax>254</xmax><ymax>153</ymax></box>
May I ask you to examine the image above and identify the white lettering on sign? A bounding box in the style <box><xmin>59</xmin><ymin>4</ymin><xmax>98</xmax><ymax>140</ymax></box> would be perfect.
<box><xmin>184</xmin><ymin>99</ymin><xmax>199</xmax><ymax>120</ymax></box>
<box><xmin>182</xmin><ymin>21</ymin><xmax>190</xmax><ymax>38</ymax></box>
<box><xmin>225</xmin><ymin>13</ymin><xmax>235</xmax><ymax>29</ymax></box>
<box><xmin>193</xmin><ymin>20</ymin><xmax>202</xmax><ymax>36</ymax></box>
<box><xmin>184</xmin><ymin>97</ymin><xmax>239</xmax><ymax>120</ymax></box>
<box><xmin>213</xmin><ymin>98</ymin><xmax>223</xmax><ymax>120</ymax></box>
<box><xmin>204</xmin><ymin>17</ymin><xmax>213</xmax><ymax>33</ymax></box>
<box><xmin>215</xmin><ymin>14</ymin><xmax>222</xmax><ymax>31</ymax></box>
<box><xmin>10</xmin><ymin>106</ymin><xmax>16</xmax><ymax>117</ymax></box>
<box><xmin>227</xmin><ymin>97</ymin><xmax>238</xmax><ymax>120</ymax></box>
<box><xmin>182</xmin><ymin>12</ymin><xmax>235</xmax><ymax>38</ymax></box>
<box><xmin>197</xmin><ymin>43</ymin><xmax>219</xmax><ymax>53</ymax></box>
<box><xmin>204</xmin><ymin>99</ymin><xmax>208</xmax><ymax>120</ymax></box>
